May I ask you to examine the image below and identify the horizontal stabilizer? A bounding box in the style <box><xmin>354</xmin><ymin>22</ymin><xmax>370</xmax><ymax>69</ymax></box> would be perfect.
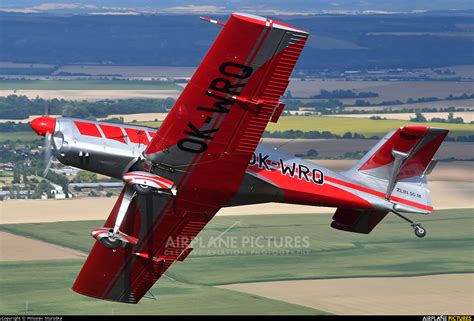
<box><xmin>340</xmin><ymin>126</ymin><xmax>450</xmax><ymax>214</ymax></box>
<box><xmin>331</xmin><ymin>208</ymin><xmax>388</xmax><ymax>234</ymax></box>
<box><xmin>358</xmin><ymin>126</ymin><xmax>449</xmax><ymax>181</ymax></box>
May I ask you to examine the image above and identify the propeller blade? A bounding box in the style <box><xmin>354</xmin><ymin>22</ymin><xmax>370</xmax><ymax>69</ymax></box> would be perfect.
<box><xmin>43</xmin><ymin>157</ymin><xmax>52</xmax><ymax>178</ymax></box>
<box><xmin>43</xmin><ymin>132</ymin><xmax>53</xmax><ymax>177</ymax></box>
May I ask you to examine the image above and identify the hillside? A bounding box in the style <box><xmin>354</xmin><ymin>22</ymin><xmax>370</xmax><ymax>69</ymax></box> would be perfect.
<box><xmin>1</xmin><ymin>12</ymin><xmax>473</xmax><ymax>71</ymax></box>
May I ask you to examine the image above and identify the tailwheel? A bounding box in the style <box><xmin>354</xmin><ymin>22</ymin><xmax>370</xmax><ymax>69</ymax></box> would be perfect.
<box><xmin>391</xmin><ymin>210</ymin><xmax>427</xmax><ymax>239</ymax></box>
<box><xmin>412</xmin><ymin>224</ymin><xmax>426</xmax><ymax>238</ymax></box>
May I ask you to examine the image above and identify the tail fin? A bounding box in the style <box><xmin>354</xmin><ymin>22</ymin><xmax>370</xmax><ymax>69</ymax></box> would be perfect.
<box><xmin>342</xmin><ymin>126</ymin><xmax>449</xmax><ymax>214</ymax></box>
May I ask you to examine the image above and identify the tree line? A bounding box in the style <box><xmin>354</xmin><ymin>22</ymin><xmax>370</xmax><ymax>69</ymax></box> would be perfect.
<box><xmin>263</xmin><ymin>130</ymin><xmax>369</xmax><ymax>139</ymax></box>
<box><xmin>263</xmin><ymin>129</ymin><xmax>474</xmax><ymax>142</ymax></box>
<box><xmin>353</xmin><ymin>93</ymin><xmax>474</xmax><ymax>107</ymax></box>
<box><xmin>0</xmin><ymin>95</ymin><xmax>175</xmax><ymax>119</ymax></box>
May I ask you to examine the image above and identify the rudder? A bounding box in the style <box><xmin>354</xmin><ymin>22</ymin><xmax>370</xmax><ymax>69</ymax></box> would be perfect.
<box><xmin>343</xmin><ymin>125</ymin><xmax>449</xmax><ymax>214</ymax></box>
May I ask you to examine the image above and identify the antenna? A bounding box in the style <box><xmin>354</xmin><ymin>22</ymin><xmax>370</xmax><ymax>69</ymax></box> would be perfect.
<box><xmin>199</xmin><ymin>17</ymin><xmax>225</xmax><ymax>26</ymax></box>
<box><xmin>273</xmin><ymin>138</ymin><xmax>296</xmax><ymax>151</ymax></box>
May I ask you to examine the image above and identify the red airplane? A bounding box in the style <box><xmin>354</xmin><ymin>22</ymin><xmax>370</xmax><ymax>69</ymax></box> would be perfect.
<box><xmin>30</xmin><ymin>13</ymin><xmax>448</xmax><ymax>304</ymax></box>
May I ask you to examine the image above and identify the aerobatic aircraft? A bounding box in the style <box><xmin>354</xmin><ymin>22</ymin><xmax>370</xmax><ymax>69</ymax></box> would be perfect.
<box><xmin>30</xmin><ymin>13</ymin><xmax>449</xmax><ymax>304</ymax></box>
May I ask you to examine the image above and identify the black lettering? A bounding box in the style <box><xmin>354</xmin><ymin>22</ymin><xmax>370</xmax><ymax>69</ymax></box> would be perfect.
<box><xmin>220</xmin><ymin>62</ymin><xmax>253</xmax><ymax>79</ymax></box>
<box><xmin>298</xmin><ymin>164</ymin><xmax>310</xmax><ymax>182</ymax></box>
<box><xmin>177</xmin><ymin>138</ymin><xmax>208</xmax><ymax>153</ymax></box>
<box><xmin>280</xmin><ymin>159</ymin><xmax>296</xmax><ymax>177</ymax></box>
<box><xmin>179</xmin><ymin>63</ymin><xmax>253</xmax><ymax>155</ymax></box>
<box><xmin>258</xmin><ymin>153</ymin><xmax>270</xmax><ymax>170</ymax></box>
<box><xmin>312</xmin><ymin>169</ymin><xmax>324</xmax><ymax>185</ymax></box>
<box><xmin>197</xmin><ymin>91</ymin><xmax>235</xmax><ymax>114</ymax></box>
<box><xmin>249</xmin><ymin>153</ymin><xmax>257</xmax><ymax>165</ymax></box>
<box><xmin>209</xmin><ymin>78</ymin><xmax>245</xmax><ymax>95</ymax></box>
<box><xmin>183</xmin><ymin>122</ymin><xmax>219</xmax><ymax>140</ymax></box>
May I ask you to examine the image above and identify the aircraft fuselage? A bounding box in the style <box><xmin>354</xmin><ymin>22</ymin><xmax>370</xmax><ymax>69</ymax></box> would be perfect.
<box><xmin>41</xmin><ymin>117</ymin><xmax>384</xmax><ymax>211</ymax></box>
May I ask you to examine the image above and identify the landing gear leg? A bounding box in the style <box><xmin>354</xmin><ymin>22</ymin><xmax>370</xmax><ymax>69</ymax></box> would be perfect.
<box><xmin>99</xmin><ymin>185</ymin><xmax>136</xmax><ymax>249</ymax></box>
<box><xmin>112</xmin><ymin>184</ymin><xmax>136</xmax><ymax>236</ymax></box>
<box><xmin>391</xmin><ymin>210</ymin><xmax>426</xmax><ymax>238</ymax></box>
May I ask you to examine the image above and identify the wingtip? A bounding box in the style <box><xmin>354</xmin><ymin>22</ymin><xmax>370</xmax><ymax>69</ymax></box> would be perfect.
<box><xmin>232</xmin><ymin>12</ymin><xmax>308</xmax><ymax>34</ymax></box>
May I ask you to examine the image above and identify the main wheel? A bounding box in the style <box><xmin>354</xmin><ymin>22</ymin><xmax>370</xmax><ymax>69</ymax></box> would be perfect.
<box><xmin>414</xmin><ymin>225</ymin><xmax>426</xmax><ymax>238</ymax></box>
<box><xmin>133</xmin><ymin>184</ymin><xmax>153</xmax><ymax>195</ymax></box>
<box><xmin>100</xmin><ymin>237</ymin><xmax>123</xmax><ymax>249</ymax></box>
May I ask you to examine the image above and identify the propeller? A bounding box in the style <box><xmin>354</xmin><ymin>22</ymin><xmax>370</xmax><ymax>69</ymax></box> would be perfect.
<box><xmin>42</xmin><ymin>103</ymin><xmax>54</xmax><ymax>177</ymax></box>
<box><xmin>30</xmin><ymin>103</ymin><xmax>57</xmax><ymax>178</ymax></box>
<box><xmin>43</xmin><ymin>131</ymin><xmax>53</xmax><ymax>177</ymax></box>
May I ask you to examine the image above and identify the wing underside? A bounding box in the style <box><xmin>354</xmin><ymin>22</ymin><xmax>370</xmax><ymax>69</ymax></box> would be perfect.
<box><xmin>73</xmin><ymin>13</ymin><xmax>308</xmax><ymax>303</ymax></box>
<box><xmin>73</xmin><ymin>188</ymin><xmax>212</xmax><ymax>303</ymax></box>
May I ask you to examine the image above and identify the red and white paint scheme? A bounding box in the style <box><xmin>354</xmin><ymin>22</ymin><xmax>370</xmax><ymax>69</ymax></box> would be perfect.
<box><xmin>91</xmin><ymin>227</ymin><xmax>138</xmax><ymax>248</ymax></box>
<box><xmin>29</xmin><ymin>13</ymin><xmax>449</xmax><ymax>304</ymax></box>
<box><xmin>123</xmin><ymin>171</ymin><xmax>174</xmax><ymax>191</ymax></box>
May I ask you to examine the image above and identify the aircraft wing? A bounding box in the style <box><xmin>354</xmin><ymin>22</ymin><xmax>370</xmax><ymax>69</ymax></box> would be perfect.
<box><xmin>144</xmin><ymin>13</ymin><xmax>308</xmax><ymax>206</ymax></box>
<box><xmin>72</xmin><ymin>13</ymin><xmax>308</xmax><ymax>304</ymax></box>
<box><xmin>73</xmin><ymin>188</ymin><xmax>210</xmax><ymax>303</ymax></box>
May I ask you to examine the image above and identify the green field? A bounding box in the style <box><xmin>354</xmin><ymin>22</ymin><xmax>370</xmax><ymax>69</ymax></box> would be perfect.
<box><xmin>136</xmin><ymin>116</ymin><xmax>473</xmax><ymax>138</ymax></box>
<box><xmin>0</xmin><ymin>260</ymin><xmax>321</xmax><ymax>315</ymax></box>
<box><xmin>0</xmin><ymin>80</ymin><xmax>181</xmax><ymax>91</ymax></box>
<box><xmin>2</xmin><ymin>114</ymin><xmax>472</xmax><ymax>144</ymax></box>
<box><xmin>0</xmin><ymin>209</ymin><xmax>472</xmax><ymax>314</ymax></box>
<box><xmin>266</xmin><ymin>116</ymin><xmax>474</xmax><ymax>137</ymax></box>
<box><xmin>0</xmin><ymin>131</ymin><xmax>40</xmax><ymax>143</ymax></box>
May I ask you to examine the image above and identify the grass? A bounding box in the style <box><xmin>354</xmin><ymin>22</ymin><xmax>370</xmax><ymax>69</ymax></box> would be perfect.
<box><xmin>0</xmin><ymin>209</ymin><xmax>472</xmax><ymax>314</ymax></box>
<box><xmin>0</xmin><ymin>220</ymin><xmax>98</xmax><ymax>253</ymax></box>
<box><xmin>1</xmin><ymin>209</ymin><xmax>473</xmax><ymax>287</ymax></box>
<box><xmin>135</xmin><ymin>116</ymin><xmax>473</xmax><ymax>138</ymax></box>
<box><xmin>0</xmin><ymin>79</ymin><xmax>181</xmax><ymax>91</ymax></box>
<box><xmin>265</xmin><ymin>116</ymin><xmax>474</xmax><ymax>137</ymax></box>
<box><xmin>132</xmin><ymin>208</ymin><xmax>474</xmax><ymax>284</ymax></box>
<box><xmin>0</xmin><ymin>131</ymin><xmax>40</xmax><ymax>143</ymax></box>
<box><xmin>0</xmin><ymin>260</ymin><xmax>323</xmax><ymax>315</ymax></box>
